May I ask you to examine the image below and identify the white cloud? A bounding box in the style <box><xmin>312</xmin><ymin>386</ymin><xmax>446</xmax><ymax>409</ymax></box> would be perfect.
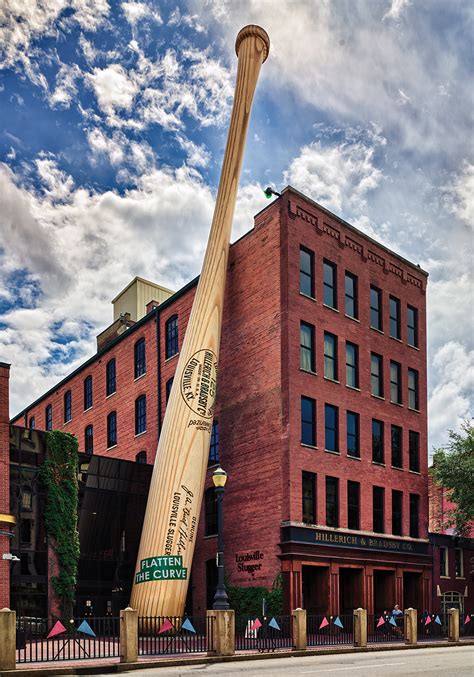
<box><xmin>87</xmin><ymin>64</ymin><xmax>139</xmax><ymax>115</ymax></box>
<box><xmin>382</xmin><ymin>0</ymin><xmax>411</xmax><ymax>21</ymax></box>
<box><xmin>34</xmin><ymin>157</ymin><xmax>75</xmax><ymax>202</ymax></box>
<box><xmin>49</xmin><ymin>62</ymin><xmax>82</xmax><ymax>108</ymax></box>
<box><xmin>121</xmin><ymin>1</ymin><xmax>162</xmax><ymax>27</ymax></box>
<box><xmin>168</xmin><ymin>7</ymin><xmax>205</xmax><ymax>33</ymax></box>
<box><xmin>443</xmin><ymin>161</ymin><xmax>474</xmax><ymax>227</ymax></box>
<box><xmin>176</xmin><ymin>135</ymin><xmax>211</xmax><ymax>168</ymax></box>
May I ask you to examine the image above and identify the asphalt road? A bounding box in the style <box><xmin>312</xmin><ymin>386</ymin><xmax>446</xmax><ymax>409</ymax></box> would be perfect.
<box><xmin>108</xmin><ymin>645</ymin><xmax>474</xmax><ymax>677</ymax></box>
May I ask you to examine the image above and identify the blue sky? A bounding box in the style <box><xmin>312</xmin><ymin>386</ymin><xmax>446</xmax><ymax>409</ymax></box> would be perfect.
<box><xmin>0</xmin><ymin>0</ymin><xmax>472</xmax><ymax>453</ymax></box>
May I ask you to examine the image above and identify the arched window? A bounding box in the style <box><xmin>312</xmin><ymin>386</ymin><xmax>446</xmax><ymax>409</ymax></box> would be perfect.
<box><xmin>134</xmin><ymin>338</ymin><xmax>146</xmax><ymax>378</ymax></box>
<box><xmin>136</xmin><ymin>451</ymin><xmax>147</xmax><ymax>464</ymax></box>
<box><xmin>107</xmin><ymin>411</ymin><xmax>117</xmax><ymax>448</ymax></box>
<box><xmin>84</xmin><ymin>375</ymin><xmax>93</xmax><ymax>410</ymax></box>
<box><xmin>165</xmin><ymin>315</ymin><xmax>178</xmax><ymax>358</ymax></box>
<box><xmin>166</xmin><ymin>377</ymin><xmax>174</xmax><ymax>403</ymax></box>
<box><xmin>106</xmin><ymin>358</ymin><xmax>116</xmax><ymax>396</ymax></box>
<box><xmin>85</xmin><ymin>425</ymin><xmax>93</xmax><ymax>455</ymax></box>
<box><xmin>64</xmin><ymin>390</ymin><xmax>72</xmax><ymax>423</ymax></box>
<box><xmin>208</xmin><ymin>421</ymin><xmax>219</xmax><ymax>465</ymax></box>
<box><xmin>29</xmin><ymin>416</ymin><xmax>35</xmax><ymax>430</ymax></box>
<box><xmin>45</xmin><ymin>404</ymin><xmax>53</xmax><ymax>431</ymax></box>
<box><xmin>135</xmin><ymin>395</ymin><xmax>146</xmax><ymax>435</ymax></box>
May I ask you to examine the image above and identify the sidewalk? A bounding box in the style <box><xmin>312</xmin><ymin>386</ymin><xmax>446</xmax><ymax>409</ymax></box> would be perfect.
<box><xmin>2</xmin><ymin>639</ymin><xmax>473</xmax><ymax>677</ymax></box>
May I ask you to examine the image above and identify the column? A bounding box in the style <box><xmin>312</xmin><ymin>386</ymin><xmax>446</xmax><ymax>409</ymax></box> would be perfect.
<box><xmin>0</xmin><ymin>608</ymin><xmax>16</xmax><ymax>671</ymax></box>
<box><xmin>120</xmin><ymin>607</ymin><xmax>138</xmax><ymax>664</ymax></box>
<box><xmin>353</xmin><ymin>608</ymin><xmax>367</xmax><ymax>647</ymax></box>
<box><xmin>292</xmin><ymin>609</ymin><xmax>307</xmax><ymax>651</ymax></box>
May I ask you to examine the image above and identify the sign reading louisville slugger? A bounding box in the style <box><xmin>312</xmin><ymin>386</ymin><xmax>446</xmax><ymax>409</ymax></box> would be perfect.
<box><xmin>130</xmin><ymin>25</ymin><xmax>270</xmax><ymax>618</ymax></box>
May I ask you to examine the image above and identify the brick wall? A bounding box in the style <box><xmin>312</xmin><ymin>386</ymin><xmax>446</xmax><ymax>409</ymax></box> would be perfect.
<box><xmin>0</xmin><ymin>363</ymin><xmax>11</xmax><ymax>609</ymax></box>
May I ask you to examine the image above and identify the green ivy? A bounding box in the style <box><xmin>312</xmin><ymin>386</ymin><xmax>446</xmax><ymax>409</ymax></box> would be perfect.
<box><xmin>227</xmin><ymin>574</ymin><xmax>283</xmax><ymax>617</ymax></box>
<box><xmin>39</xmin><ymin>430</ymin><xmax>80</xmax><ymax>618</ymax></box>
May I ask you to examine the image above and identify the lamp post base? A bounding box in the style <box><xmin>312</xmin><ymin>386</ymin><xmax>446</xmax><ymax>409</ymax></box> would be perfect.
<box><xmin>213</xmin><ymin>584</ymin><xmax>229</xmax><ymax>611</ymax></box>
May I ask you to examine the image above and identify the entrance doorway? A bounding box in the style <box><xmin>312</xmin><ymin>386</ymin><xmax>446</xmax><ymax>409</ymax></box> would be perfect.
<box><xmin>302</xmin><ymin>566</ymin><xmax>329</xmax><ymax>613</ymax></box>
<box><xmin>339</xmin><ymin>568</ymin><xmax>363</xmax><ymax>613</ymax></box>
<box><xmin>373</xmin><ymin>570</ymin><xmax>395</xmax><ymax>614</ymax></box>
<box><xmin>403</xmin><ymin>572</ymin><xmax>422</xmax><ymax>610</ymax></box>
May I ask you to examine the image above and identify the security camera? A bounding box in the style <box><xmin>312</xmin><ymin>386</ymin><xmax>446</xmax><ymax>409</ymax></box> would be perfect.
<box><xmin>2</xmin><ymin>553</ymin><xmax>20</xmax><ymax>562</ymax></box>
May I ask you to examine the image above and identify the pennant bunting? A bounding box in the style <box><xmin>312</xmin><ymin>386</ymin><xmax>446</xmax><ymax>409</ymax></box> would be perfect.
<box><xmin>465</xmin><ymin>614</ymin><xmax>471</xmax><ymax>625</ymax></box>
<box><xmin>268</xmin><ymin>617</ymin><xmax>280</xmax><ymax>631</ymax></box>
<box><xmin>319</xmin><ymin>616</ymin><xmax>329</xmax><ymax>629</ymax></box>
<box><xmin>250</xmin><ymin>618</ymin><xmax>262</xmax><ymax>631</ymax></box>
<box><xmin>389</xmin><ymin>616</ymin><xmax>397</xmax><ymax>627</ymax></box>
<box><xmin>434</xmin><ymin>615</ymin><xmax>442</xmax><ymax>625</ymax></box>
<box><xmin>47</xmin><ymin>620</ymin><xmax>67</xmax><ymax>638</ymax></box>
<box><xmin>158</xmin><ymin>619</ymin><xmax>174</xmax><ymax>634</ymax></box>
<box><xmin>376</xmin><ymin>616</ymin><xmax>385</xmax><ymax>628</ymax></box>
<box><xmin>181</xmin><ymin>618</ymin><xmax>196</xmax><ymax>634</ymax></box>
<box><xmin>77</xmin><ymin>620</ymin><xmax>96</xmax><ymax>637</ymax></box>
<box><xmin>333</xmin><ymin>616</ymin><xmax>344</xmax><ymax>629</ymax></box>
<box><xmin>424</xmin><ymin>615</ymin><xmax>432</xmax><ymax>625</ymax></box>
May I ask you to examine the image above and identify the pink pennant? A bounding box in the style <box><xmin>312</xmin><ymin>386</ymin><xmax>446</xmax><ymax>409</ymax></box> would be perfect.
<box><xmin>158</xmin><ymin>619</ymin><xmax>174</xmax><ymax>634</ymax></box>
<box><xmin>319</xmin><ymin>616</ymin><xmax>329</xmax><ymax>629</ymax></box>
<box><xmin>47</xmin><ymin>620</ymin><xmax>67</xmax><ymax>638</ymax></box>
<box><xmin>465</xmin><ymin>614</ymin><xmax>471</xmax><ymax>624</ymax></box>
<box><xmin>250</xmin><ymin>618</ymin><xmax>262</xmax><ymax>631</ymax></box>
<box><xmin>376</xmin><ymin>616</ymin><xmax>385</xmax><ymax>628</ymax></box>
<box><xmin>424</xmin><ymin>615</ymin><xmax>432</xmax><ymax>625</ymax></box>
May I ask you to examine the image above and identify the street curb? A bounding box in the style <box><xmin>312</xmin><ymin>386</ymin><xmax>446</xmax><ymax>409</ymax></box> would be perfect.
<box><xmin>3</xmin><ymin>640</ymin><xmax>473</xmax><ymax>676</ymax></box>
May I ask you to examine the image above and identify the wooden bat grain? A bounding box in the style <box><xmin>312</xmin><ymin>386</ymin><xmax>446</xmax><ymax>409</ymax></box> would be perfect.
<box><xmin>130</xmin><ymin>25</ymin><xmax>270</xmax><ymax>618</ymax></box>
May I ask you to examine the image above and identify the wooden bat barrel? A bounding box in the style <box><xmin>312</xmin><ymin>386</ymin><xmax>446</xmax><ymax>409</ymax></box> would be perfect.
<box><xmin>130</xmin><ymin>25</ymin><xmax>270</xmax><ymax>620</ymax></box>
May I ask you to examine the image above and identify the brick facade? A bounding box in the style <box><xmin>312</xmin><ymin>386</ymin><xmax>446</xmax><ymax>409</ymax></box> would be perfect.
<box><xmin>0</xmin><ymin>363</ymin><xmax>12</xmax><ymax>609</ymax></box>
<box><xmin>10</xmin><ymin>186</ymin><xmax>432</xmax><ymax>616</ymax></box>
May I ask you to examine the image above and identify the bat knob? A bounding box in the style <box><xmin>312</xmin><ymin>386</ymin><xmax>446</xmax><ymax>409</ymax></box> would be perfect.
<box><xmin>235</xmin><ymin>25</ymin><xmax>270</xmax><ymax>63</ymax></box>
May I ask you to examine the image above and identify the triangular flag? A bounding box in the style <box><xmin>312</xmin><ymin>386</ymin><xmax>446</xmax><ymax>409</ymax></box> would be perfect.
<box><xmin>333</xmin><ymin>616</ymin><xmax>344</xmax><ymax>628</ymax></box>
<box><xmin>424</xmin><ymin>615</ymin><xmax>432</xmax><ymax>625</ymax></box>
<box><xmin>376</xmin><ymin>616</ymin><xmax>385</xmax><ymax>628</ymax></box>
<box><xmin>434</xmin><ymin>615</ymin><xmax>442</xmax><ymax>625</ymax></box>
<box><xmin>319</xmin><ymin>616</ymin><xmax>329</xmax><ymax>629</ymax></box>
<box><xmin>268</xmin><ymin>617</ymin><xmax>280</xmax><ymax>630</ymax></box>
<box><xmin>389</xmin><ymin>616</ymin><xmax>397</xmax><ymax>626</ymax></box>
<box><xmin>47</xmin><ymin>620</ymin><xmax>67</xmax><ymax>638</ymax></box>
<box><xmin>181</xmin><ymin>618</ymin><xmax>196</xmax><ymax>633</ymax></box>
<box><xmin>464</xmin><ymin>614</ymin><xmax>471</xmax><ymax>624</ymax></box>
<box><xmin>158</xmin><ymin>619</ymin><xmax>174</xmax><ymax>634</ymax></box>
<box><xmin>250</xmin><ymin>618</ymin><xmax>262</xmax><ymax>631</ymax></box>
<box><xmin>77</xmin><ymin>620</ymin><xmax>96</xmax><ymax>637</ymax></box>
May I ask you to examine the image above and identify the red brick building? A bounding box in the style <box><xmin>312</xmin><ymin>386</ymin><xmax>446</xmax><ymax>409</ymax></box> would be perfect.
<box><xmin>8</xmin><ymin>186</ymin><xmax>431</xmax><ymax>616</ymax></box>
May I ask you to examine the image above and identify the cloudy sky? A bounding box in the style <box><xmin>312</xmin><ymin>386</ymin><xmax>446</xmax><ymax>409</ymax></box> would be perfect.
<box><xmin>0</xmin><ymin>0</ymin><xmax>472</xmax><ymax>455</ymax></box>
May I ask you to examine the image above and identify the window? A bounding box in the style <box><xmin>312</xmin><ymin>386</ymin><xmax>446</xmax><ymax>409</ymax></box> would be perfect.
<box><xmin>440</xmin><ymin>547</ymin><xmax>448</xmax><ymax>577</ymax></box>
<box><xmin>45</xmin><ymin>404</ymin><xmax>52</xmax><ymax>431</ymax></box>
<box><xmin>136</xmin><ymin>451</ymin><xmax>147</xmax><ymax>464</ymax></box>
<box><xmin>409</xmin><ymin>493</ymin><xmax>419</xmax><ymax>538</ymax></box>
<box><xmin>165</xmin><ymin>315</ymin><xmax>178</xmax><ymax>358</ymax></box>
<box><xmin>345</xmin><ymin>272</ymin><xmax>358</xmax><ymax>318</ymax></box>
<box><xmin>29</xmin><ymin>416</ymin><xmax>35</xmax><ymax>430</ymax></box>
<box><xmin>391</xmin><ymin>425</ymin><xmax>403</xmax><ymax>468</ymax></box>
<box><xmin>455</xmin><ymin>549</ymin><xmax>464</xmax><ymax>577</ymax></box>
<box><xmin>372</xmin><ymin>419</ymin><xmax>384</xmax><ymax>464</ymax></box>
<box><xmin>323</xmin><ymin>260</ymin><xmax>337</xmax><ymax>308</ymax></box>
<box><xmin>347</xmin><ymin>411</ymin><xmax>360</xmax><ymax>458</ymax></box>
<box><xmin>302</xmin><ymin>471</ymin><xmax>316</xmax><ymax>524</ymax></box>
<box><xmin>371</xmin><ymin>353</ymin><xmax>383</xmax><ymax>397</ymax></box>
<box><xmin>106</xmin><ymin>358</ymin><xmax>116</xmax><ymax>396</ymax></box>
<box><xmin>373</xmin><ymin>486</ymin><xmax>385</xmax><ymax>533</ymax></box>
<box><xmin>301</xmin><ymin>396</ymin><xmax>316</xmax><ymax>446</ymax></box>
<box><xmin>389</xmin><ymin>296</ymin><xmax>401</xmax><ymax>339</ymax></box>
<box><xmin>408</xmin><ymin>368</ymin><xmax>419</xmax><ymax>410</ymax></box>
<box><xmin>325</xmin><ymin>404</ymin><xmax>338</xmax><ymax>452</ymax></box>
<box><xmin>300</xmin><ymin>321</ymin><xmax>315</xmax><ymax>372</ymax></box>
<box><xmin>300</xmin><ymin>247</ymin><xmax>314</xmax><ymax>297</ymax></box>
<box><xmin>135</xmin><ymin>395</ymin><xmax>146</xmax><ymax>435</ymax></box>
<box><xmin>209</xmin><ymin>421</ymin><xmax>219</xmax><ymax>465</ymax></box>
<box><xmin>107</xmin><ymin>411</ymin><xmax>117</xmax><ymax>448</ymax></box>
<box><xmin>392</xmin><ymin>490</ymin><xmax>403</xmax><ymax>536</ymax></box>
<box><xmin>64</xmin><ymin>390</ymin><xmax>72</xmax><ymax>423</ymax></box>
<box><xmin>84</xmin><ymin>375</ymin><xmax>93</xmax><ymax>410</ymax></box>
<box><xmin>370</xmin><ymin>286</ymin><xmax>382</xmax><ymax>330</ymax></box>
<box><xmin>166</xmin><ymin>377</ymin><xmax>174</xmax><ymax>403</ymax></box>
<box><xmin>347</xmin><ymin>481</ymin><xmax>360</xmax><ymax>530</ymax></box>
<box><xmin>407</xmin><ymin>306</ymin><xmax>418</xmax><ymax>347</ymax></box>
<box><xmin>409</xmin><ymin>431</ymin><xmax>420</xmax><ymax>472</ymax></box>
<box><xmin>345</xmin><ymin>342</ymin><xmax>359</xmax><ymax>388</ymax></box>
<box><xmin>390</xmin><ymin>361</ymin><xmax>402</xmax><ymax>404</ymax></box>
<box><xmin>82</xmin><ymin>425</ymin><xmax>93</xmax><ymax>455</ymax></box>
<box><xmin>326</xmin><ymin>476</ymin><xmax>339</xmax><ymax>528</ymax></box>
<box><xmin>324</xmin><ymin>332</ymin><xmax>338</xmax><ymax>380</ymax></box>
<box><xmin>21</xmin><ymin>488</ymin><xmax>32</xmax><ymax>510</ymax></box>
<box><xmin>134</xmin><ymin>338</ymin><xmax>146</xmax><ymax>378</ymax></box>
<box><xmin>205</xmin><ymin>488</ymin><xmax>217</xmax><ymax>536</ymax></box>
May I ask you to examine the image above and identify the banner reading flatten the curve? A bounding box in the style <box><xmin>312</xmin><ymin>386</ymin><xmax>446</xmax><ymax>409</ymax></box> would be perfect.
<box><xmin>135</xmin><ymin>556</ymin><xmax>188</xmax><ymax>584</ymax></box>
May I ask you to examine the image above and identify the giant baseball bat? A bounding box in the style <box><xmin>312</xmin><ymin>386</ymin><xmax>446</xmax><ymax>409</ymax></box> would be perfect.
<box><xmin>130</xmin><ymin>25</ymin><xmax>270</xmax><ymax>618</ymax></box>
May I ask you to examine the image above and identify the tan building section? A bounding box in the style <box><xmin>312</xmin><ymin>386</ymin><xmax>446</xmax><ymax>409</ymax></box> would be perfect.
<box><xmin>112</xmin><ymin>277</ymin><xmax>174</xmax><ymax>322</ymax></box>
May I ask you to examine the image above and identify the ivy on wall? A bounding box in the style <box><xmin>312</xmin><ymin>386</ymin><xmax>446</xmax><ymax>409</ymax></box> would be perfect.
<box><xmin>39</xmin><ymin>430</ymin><xmax>80</xmax><ymax>618</ymax></box>
<box><xmin>227</xmin><ymin>574</ymin><xmax>283</xmax><ymax>617</ymax></box>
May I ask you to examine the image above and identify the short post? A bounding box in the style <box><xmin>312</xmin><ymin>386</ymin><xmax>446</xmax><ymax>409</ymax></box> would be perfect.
<box><xmin>207</xmin><ymin>609</ymin><xmax>235</xmax><ymax>656</ymax></box>
<box><xmin>0</xmin><ymin>608</ymin><xmax>16</xmax><ymax>671</ymax></box>
<box><xmin>404</xmin><ymin>608</ymin><xmax>417</xmax><ymax>645</ymax></box>
<box><xmin>292</xmin><ymin>608</ymin><xmax>307</xmax><ymax>651</ymax></box>
<box><xmin>448</xmin><ymin>608</ymin><xmax>459</xmax><ymax>642</ymax></box>
<box><xmin>120</xmin><ymin>607</ymin><xmax>138</xmax><ymax>664</ymax></box>
<box><xmin>353</xmin><ymin>608</ymin><xmax>367</xmax><ymax>647</ymax></box>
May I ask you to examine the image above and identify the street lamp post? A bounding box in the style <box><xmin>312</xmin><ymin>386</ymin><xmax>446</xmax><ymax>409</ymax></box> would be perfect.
<box><xmin>212</xmin><ymin>466</ymin><xmax>229</xmax><ymax>610</ymax></box>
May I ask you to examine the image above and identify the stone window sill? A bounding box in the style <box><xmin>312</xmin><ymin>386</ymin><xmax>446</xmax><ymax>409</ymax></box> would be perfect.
<box><xmin>323</xmin><ymin>304</ymin><xmax>339</xmax><ymax>313</ymax></box>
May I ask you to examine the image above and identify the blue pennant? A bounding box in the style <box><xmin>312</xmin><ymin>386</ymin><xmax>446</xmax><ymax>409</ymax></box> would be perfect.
<box><xmin>389</xmin><ymin>616</ymin><xmax>397</xmax><ymax>627</ymax></box>
<box><xmin>268</xmin><ymin>617</ymin><xmax>280</xmax><ymax>630</ymax></box>
<box><xmin>76</xmin><ymin>620</ymin><xmax>96</xmax><ymax>637</ymax></box>
<box><xmin>434</xmin><ymin>615</ymin><xmax>442</xmax><ymax>625</ymax></box>
<box><xmin>181</xmin><ymin>618</ymin><xmax>196</xmax><ymax>633</ymax></box>
<box><xmin>333</xmin><ymin>616</ymin><xmax>344</xmax><ymax>629</ymax></box>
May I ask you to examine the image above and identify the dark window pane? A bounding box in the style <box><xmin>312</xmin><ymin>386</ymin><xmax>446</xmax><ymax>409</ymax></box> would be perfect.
<box><xmin>135</xmin><ymin>395</ymin><xmax>146</xmax><ymax>435</ymax></box>
<box><xmin>84</xmin><ymin>375</ymin><xmax>93</xmax><ymax>410</ymax></box>
<box><xmin>209</xmin><ymin>421</ymin><xmax>219</xmax><ymax>465</ymax></box>
<box><xmin>389</xmin><ymin>296</ymin><xmax>401</xmax><ymax>339</ymax></box>
<box><xmin>373</xmin><ymin>486</ymin><xmax>385</xmax><ymax>533</ymax></box>
<box><xmin>323</xmin><ymin>260</ymin><xmax>337</xmax><ymax>308</ymax></box>
<box><xmin>136</xmin><ymin>451</ymin><xmax>147</xmax><ymax>464</ymax></box>
<box><xmin>408</xmin><ymin>368</ymin><xmax>419</xmax><ymax>410</ymax></box>
<box><xmin>409</xmin><ymin>431</ymin><xmax>420</xmax><ymax>472</ymax></box>
<box><xmin>392</xmin><ymin>490</ymin><xmax>403</xmax><ymax>536</ymax></box>
<box><xmin>166</xmin><ymin>377</ymin><xmax>174</xmax><ymax>403</ymax></box>
<box><xmin>371</xmin><ymin>354</ymin><xmax>383</xmax><ymax>397</ymax></box>
<box><xmin>107</xmin><ymin>411</ymin><xmax>117</xmax><ymax>448</ymax></box>
<box><xmin>106</xmin><ymin>359</ymin><xmax>116</xmax><ymax>396</ymax></box>
<box><xmin>45</xmin><ymin>404</ymin><xmax>52</xmax><ymax>431</ymax></box>
<box><xmin>165</xmin><ymin>315</ymin><xmax>179</xmax><ymax>358</ymax></box>
<box><xmin>345</xmin><ymin>273</ymin><xmax>358</xmax><ymax>318</ymax></box>
<box><xmin>300</xmin><ymin>322</ymin><xmax>315</xmax><ymax>372</ymax></box>
<box><xmin>326</xmin><ymin>476</ymin><xmax>339</xmax><ymax>528</ymax></box>
<box><xmin>370</xmin><ymin>286</ymin><xmax>382</xmax><ymax>330</ymax></box>
<box><xmin>300</xmin><ymin>247</ymin><xmax>314</xmax><ymax>297</ymax></box>
<box><xmin>346</xmin><ymin>342</ymin><xmax>358</xmax><ymax>388</ymax></box>
<box><xmin>64</xmin><ymin>390</ymin><xmax>72</xmax><ymax>423</ymax></box>
<box><xmin>325</xmin><ymin>404</ymin><xmax>338</xmax><ymax>452</ymax></box>
<box><xmin>134</xmin><ymin>338</ymin><xmax>146</xmax><ymax>378</ymax></box>
<box><xmin>372</xmin><ymin>419</ymin><xmax>384</xmax><ymax>463</ymax></box>
<box><xmin>85</xmin><ymin>425</ymin><xmax>93</xmax><ymax>455</ymax></box>
<box><xmin>407</xmin><ymin>306</ymin><xmax>418</xmax><ymax>347</ymax></box>
<box><xmin>29</xmin><ymin>417</ymin><xmax>35</xmax><ymax>430</ymax></box>
<box><xmin>324</xmin><ymin>332</ymin><xmax>337</xmax><ymax>380</ymax></box>
<box><xmin>409</xmin><ymin>494</ymin><xmax>420</xmax><ymax>538</ymax></box>
<box><xmin>390</xmin><ymin>361</ymin><xmax>402</xmax><ymax>404</ymax></box>
<box><xmin>391</xmin><ymin>425</ymin><xmax>402</xmax><ymax>468</ymax></box>
<box><xmin>302</xmin><ymin>471</ymin><xmax>316</xmax><ymax>524</ymax></box>
<box><xmin>301</xmin><ymin>397</ymin><xmax>316</xmax><ymax>446</ymax></box>
<box><xmin>347</xmin><ymin>411</ymin><xmax>360</xmax><ymax>458</ymax></box>
<box><xmin>348</xmin><ymin>481</ymin><xmax>360</xmax><ymax>530</ymax></box>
